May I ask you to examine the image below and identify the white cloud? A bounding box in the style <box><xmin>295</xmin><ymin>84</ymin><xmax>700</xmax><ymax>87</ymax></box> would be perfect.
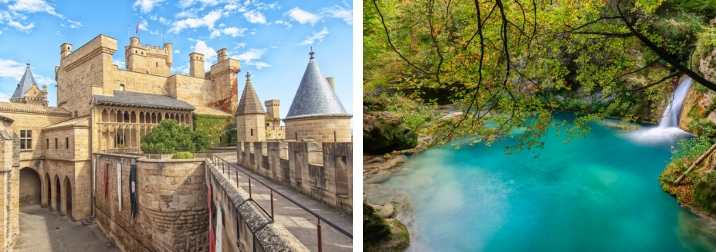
<box><xmin>243</xmin><ymin>10</ymin><xmax>266</xmax><ymax>24</ymax></box>
<box><xmin>224</xmin><ymin>4</ymin><xmax>238</xmax><ymax>10</ymax></box>
<box><xmin>158</xmin><ymin>17</ymin><xmax>169</xmax><ymax>25</ymax></box>
<box><xmin>133</xmin><ymin>0</ymin><xmax>165</xmax><ymax>13</ymax></box>
<box><xmin>220</xmin><ymin>27</ymin><xmax>247</xmax><ymax>37</ymax></box>
<box><xmin>175</xmin><ymin>50</ymin><xmax>180</xmax><ymax>53</ymax></box>
<box><xmin>320</xmin><ymin>5</ymin><xmax>352</xmax><ymax>25</ymax></box>
<box><xmin>0</xmin><ymin>30</ymin><xmax>2</xmax><ymax>35</ymax></box>
<box><xmin>175</xmin><ymin>7</ymin><xmax>204</xmax><ymax>18</ymax></box>
<box><xmin>178</xmin><ymin>0</ymin><xmax>195</xmax><ymax>8</ymax></box>
<box><xmin>234</xmin><ymin>48</ymin><xmax>270</xmax><ymax>69</ymax></box>
<box><xmin>285</xmin><ymin>7</ymin><xmax>320</xmax><ymax>25</ymax></box>
<box><xmin>0</xmin><ymin>59</ymin><xmax>26</xmax><ymax>80</ymax></box>
<box><xmin>67</xmin><ymin>19</ymin><xmax>82</xmax><ymax>28</ymax></box>
<box><xmin>172</xmin><ymin>63</ymin><xmax>190</xmax><ymax>75</ymax></box>
<box><xmin>298</xmin><ymin>27</ymin><xmax>328</xmax><ymax>46</ymax></box>
<box><xmin>0</xmin><ymin>59</ymin><xmax>55</xmax><ymax>90</ymax></box>
<box><xmin>138</xmin><ymin>19</ymin><xmax>149</xmax><ymax>31</ymax></box>
<box><xmin>7</xmin><ymin>19</ymin><xmax>34</xmax><ymax>31</ymax></box>
<box><xmin>8</xmin><ymin>0</ymin><xmax>63</xmax><ymax>18</ymax></box>
<box><xmin>112</xmin><ymin>59</ymin><xmax>126</xmax><ymax>69</ymax></box>
<box><xmin>255</xmin><ymin>1</ymin><xmax>279</xmax><ymax>10</ymax></box>
<box><xmin>0</xmin><ymin>93</ymin><xmax>9</xmax><ymax>102</ymax></box>
<box><xmin>192</xmin><ymin>40</ymin><xmax>217</xmax><ymax>71</ymax></box>
<box><xmin>234</xmin><ymin>42</ymin><xmax>247</xmax><ymax>49</ymax></box>
<box><xmin>169</xmin><ymin>9</ymin><xmax>222</xmax><ymax>34</ymax></box>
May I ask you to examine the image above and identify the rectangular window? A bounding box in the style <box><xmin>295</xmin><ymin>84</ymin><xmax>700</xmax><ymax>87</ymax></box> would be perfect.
<box><xmin>119</xmin><ymin>84</ymin><xmax>125</xmax><ymax>91</ymax></box>
<box><xmin>66</xmin><ymin>137</ymin><xmax>69</xmax><ymax>149</ymax></box>
<box><xmin>19</xmin><ymin>130</ymin><xmax>31</xmax><ymax>150</ymax></box>
<box><xmin>46</xmin><ymin>139</ymin><xmax>49</xmax><ymax>149</ymax></box>
<box><xmin>55</xmin><ymin>138</ymin><xmax>58</xmax><ymax>149</ymax></box>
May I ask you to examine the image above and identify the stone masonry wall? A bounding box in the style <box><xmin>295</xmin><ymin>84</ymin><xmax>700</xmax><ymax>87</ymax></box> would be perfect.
<box><xmin>284</xmin><ymin>116</ymin><xmax>351</xmax><ymax>144</ymax></box>
<box><xmin>236</xmin><ymin>141</ymin><xmax>352</xmax><ymax>213</ymax></box>
<box><xmin>94</xmin><ymin>154</ymin><xmax>208</xmax><ymax>251</ymax></box>
<box><xmin>206</xmin><ymin>160</ymin><xmax>308</xmax><ymax>252</ymax></box>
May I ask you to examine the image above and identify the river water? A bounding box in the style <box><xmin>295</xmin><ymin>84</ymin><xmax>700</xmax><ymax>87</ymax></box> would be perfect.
<box><xmin>378</xmin><ymin>113</ymin><xmax>716</xmax><ymax>251</ymax></box>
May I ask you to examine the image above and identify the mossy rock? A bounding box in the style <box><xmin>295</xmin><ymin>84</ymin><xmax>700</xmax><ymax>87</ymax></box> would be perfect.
<box><xmin>693</xmin><ymin>172</ymin><xmax>716</xmax><ymax>214</ymax></box>
<box><xmin>363</xmin><ymin>111</ymin><xmax>418</xmax><ymax>154</ymax></box>
<box><xmin>363</xmin><ymin>202</ymin><xmax>410</xmax><ymax>252</ymax></box>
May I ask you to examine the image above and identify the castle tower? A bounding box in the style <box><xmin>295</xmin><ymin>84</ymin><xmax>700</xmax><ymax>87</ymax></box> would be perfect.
<box><xmin>283</xmin><ymin>48</ymin><xmax>352</xmax><ymax>143</ymax></box>
<box><xmin>10</xmin><ymin>63</ymin><xmax>48</xmax><ymax>106</ymax></box>
<box><xmin>124</xmin><ymin>37</ymin><xmax>172</xmax><ymax>76</ymax></box>
<box><xmin>209</xmin><ymin>48</ymin><xmax>241</xmax><ymax>113</ymax></box>
<box><xmin>60</xmin><ymin>42</ymin><xmax>72</xmax><ymax>58</ymax></box>
<box><xmin>189</xmin><ymin>52</ymin><xmax>205</xmax><ymax>78</ymax></box>
<box><xmin>265</xmin><ymin>99</ymin><xmax>280</xmax><ymax>127</ymax></box>
<box><xmin>235</xmin><ymin>72</ymin><xmax>266</xmax><ymax>142</ymax></box>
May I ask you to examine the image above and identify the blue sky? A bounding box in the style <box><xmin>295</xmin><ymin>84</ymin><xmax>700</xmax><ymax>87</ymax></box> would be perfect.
<box><xmin>0</xmin><ymin>0</ymin><xmax>353</xmax><ymax>120</ymax></box>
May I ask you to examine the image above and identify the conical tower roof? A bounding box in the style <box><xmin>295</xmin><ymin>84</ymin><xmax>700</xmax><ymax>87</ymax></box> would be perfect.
<box><xmin>285</xmin><ymin>49</ymin><xmax>349</xmax><ymax>120</ymax></box>
<box><xmin>235</xmin><ymin>72</ymin><xmax>265</xmax><ymax>115</ymax></box>
<box><xmin>11</xmin><ymin>63</ymin><xmax>38</xmax><ymax>99</ymax></box>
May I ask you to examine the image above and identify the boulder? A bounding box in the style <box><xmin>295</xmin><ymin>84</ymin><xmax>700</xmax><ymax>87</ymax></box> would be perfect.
<box><xmin>363</xmin><ymin>111</ymin><xmax>418</xmax><ymax>153</ymax></box>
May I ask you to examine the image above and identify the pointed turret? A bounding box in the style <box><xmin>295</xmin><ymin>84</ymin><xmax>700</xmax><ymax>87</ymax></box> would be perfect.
<box><xmin>285</xmin><ymin>48</ymin><xmax>349</xmax><ymax>120</ymax></box>
<box><xmin>10</xmin><ymin>63</ymin><xmax>39</xmax><ymax>102</ymax></box>
<box><xmin>235</xmin><ymin>72</ymin><xmax>265</xmax><ymax>115</ymax></box>
<box><xmin>284</xmin><ymin>49</ymin><xmax>352</xmax><ymax>143</ymax></box>
<box><xmin>235</xmin><ymin>72</ymin><xmax>266</xmax><ymax>142</ymax></box>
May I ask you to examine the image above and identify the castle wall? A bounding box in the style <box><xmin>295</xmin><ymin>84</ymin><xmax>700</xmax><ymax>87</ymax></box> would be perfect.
<box><xmin>0</xmin><ymin>111</ymin><xmax>71</xmax><ymax>161</ymax></box>
<box><xmin>236</xmin><ymin>141</ymin><xmax>352</xmax><ymax>213</ymax></box>
<box><xmin>94</xmin><ymin>154</ymin><xmax>209</xmax><ymax>252</ymax></box>
<box><xmin>104</xmin><ymin>66</ymin><xmax>170</xmax><ymax>96</ymax></box>
<box><xmin>284</xmin><ymin>116</ymin><xmax>352</xmax><ymax>144</ymax></box>
<box><xmin>167</xmin><ymin>74</ymin><xmax>213</xmax><ymax>106</ymax></box>
<box><xmin>206</xmin><ymin>159</ymin><xmax>309</xmax><ymax>252</ymax></box>
<box><xmin>0</xmin><ymin>127</ymin><xmax>19</xmax><ymax>250</ymax></box>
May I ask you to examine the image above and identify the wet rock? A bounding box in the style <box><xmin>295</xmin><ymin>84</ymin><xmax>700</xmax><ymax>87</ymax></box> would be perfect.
<box><xmin>363</xmin><ymin>111</ymin><xmax>418</xmax><ymax>153</ymax></box>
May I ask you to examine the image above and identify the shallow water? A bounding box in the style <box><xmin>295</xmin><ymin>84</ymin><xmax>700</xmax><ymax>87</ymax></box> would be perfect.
<box><xmin>381</xmin><ymin>116</ymin><xmax>716</xmax><ymax>251</ymax></box>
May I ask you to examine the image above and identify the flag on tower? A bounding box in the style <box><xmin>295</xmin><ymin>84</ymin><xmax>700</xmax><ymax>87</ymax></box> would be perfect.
<box><xmin>136</xmin><ymin>22</ymin><xmax>139</xmax><ymax>34</ymax></box>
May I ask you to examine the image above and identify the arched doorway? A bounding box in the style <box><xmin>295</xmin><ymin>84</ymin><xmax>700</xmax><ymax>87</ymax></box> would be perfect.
<box><xmin>19</xmin><ymin>167</ymin><xmax>41</xmax><ymax>205</ymax></box>
<box><xmin>64</xmin><ymin>176</ymin><xmax>72</xmax><ymax>219</ymax></box>
<box><xmin>45</xmin><ymin>173</ymin><xmax>51</xmax><ymax>208</ymax></box>
<box><xmin>55</xmin><ymin>176</ymin><xmax>61</xmax><ymax>212</ymax></box>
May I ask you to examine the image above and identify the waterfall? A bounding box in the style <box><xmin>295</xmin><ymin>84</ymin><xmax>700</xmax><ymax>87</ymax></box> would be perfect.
<box><xmin>626</xmin><ymin>77</ymin><xmax>693</xmax><ymax>143</ymax></box>
<box><xmin>658</xmin><ymin>77</ymin><xmax>693</xmax><ymax>128</ymax></box>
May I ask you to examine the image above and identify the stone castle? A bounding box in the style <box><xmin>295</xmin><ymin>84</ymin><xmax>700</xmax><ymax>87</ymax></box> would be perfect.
<box><xmin>0</xmin><ymin>34</ymin><xmax>352</xmax><ymax>250</ymax></box>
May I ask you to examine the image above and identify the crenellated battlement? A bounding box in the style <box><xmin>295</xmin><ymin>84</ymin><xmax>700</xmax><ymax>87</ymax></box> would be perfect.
<box><xmin>124</xmin><ymin>37</ymin><xmax>173</xmax><ymax>76</ymax></box>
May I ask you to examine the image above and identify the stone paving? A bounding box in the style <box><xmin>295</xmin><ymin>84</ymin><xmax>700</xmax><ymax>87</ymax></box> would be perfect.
<box><xmin>12</xmin><ymin>204</ymin><xmax>119</xmax><ymax>252</ymax></box>
<box><xmin>216</xmin><ymin>156</ymin><xmax>353</xmax><ymax>252</ymax></box>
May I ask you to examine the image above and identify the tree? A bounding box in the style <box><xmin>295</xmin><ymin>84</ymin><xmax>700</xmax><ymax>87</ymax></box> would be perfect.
<box><xmin>140</xmin><ymin>120</ymin><xmax>211</xmax><ymax>154</ymax></box>
<box><xmin>365</xmin><ymin>0</ymin><xmax>716</xmax><ymax>153</ymax></box>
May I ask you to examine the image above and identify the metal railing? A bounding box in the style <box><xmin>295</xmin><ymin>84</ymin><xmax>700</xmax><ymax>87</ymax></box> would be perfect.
<box><xmin>211</xmin><ymin>154</ymin><xmax>352</xmax><ymax>252</ymax></box>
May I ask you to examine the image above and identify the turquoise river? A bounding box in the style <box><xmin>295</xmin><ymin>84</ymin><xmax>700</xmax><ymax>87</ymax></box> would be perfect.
<box><xmin>379</xmin><ymin>114</ymin><xmax>716</xmax><ymax>251</ymax></box>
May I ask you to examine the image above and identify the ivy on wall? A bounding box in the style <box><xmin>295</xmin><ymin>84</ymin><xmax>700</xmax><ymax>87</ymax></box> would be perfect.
<box><xmin>193</xmin><ymin>114</ymin><xmax>236</xmax><ymax>147</ymax></box>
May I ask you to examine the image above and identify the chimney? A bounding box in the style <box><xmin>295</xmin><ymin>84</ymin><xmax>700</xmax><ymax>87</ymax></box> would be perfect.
<box><xmin>326</xmin><ymin>77</ymin><xmax>334</xmax><ymax>90</ymax></box>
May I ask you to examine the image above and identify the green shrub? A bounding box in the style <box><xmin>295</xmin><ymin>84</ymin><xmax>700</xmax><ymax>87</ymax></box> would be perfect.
<box><xmin>172</xmin><ymin>152</ymin><xmax>194</xmax><ymax>159</ymax></box>
<box><xmin>141</xmin><ymin>120</ymin><xmax>211</xmax><ymax>154</ymax></box>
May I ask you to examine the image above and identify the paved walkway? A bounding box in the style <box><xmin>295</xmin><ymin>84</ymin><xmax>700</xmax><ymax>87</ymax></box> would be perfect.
<box><xmin>13</xmin><ymin>204</ymin><xmax>119</xmax><ymax>252</ymax></box>
<box><xmin>215</xmin><ymin>156</ymin><xmax>353</xmax><ymax>252</ymax></box>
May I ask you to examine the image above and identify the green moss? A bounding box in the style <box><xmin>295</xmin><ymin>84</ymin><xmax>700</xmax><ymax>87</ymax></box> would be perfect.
<box><xmin>693</xmin><ymin>172</ymin><xmax>716</xmax><ymax>214</ymax></box>
<box><xmin>172</xmin><ymin>152</ymin><xmax>194</xmax><ymax>159</ymax></box>
<box><xmin>193</xmin><ymin>114</ymin><xmax>235</xmax><ymax>147</ymax></box>
<box><xmin>363</xmin><ymin>202</ymin><xmax>391</xmax><ymax>243</ymax></box>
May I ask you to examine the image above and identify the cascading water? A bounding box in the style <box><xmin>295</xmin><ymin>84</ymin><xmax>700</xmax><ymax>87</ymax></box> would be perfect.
<box><xmin>658</xmin><ymin>77</ymin><xmax>693</xmax><ymax>128</ymax></box>
<box><xmin>627</xmin><ymin>77</ymin><xmax>693</xmax><ymax>142</ymax></box>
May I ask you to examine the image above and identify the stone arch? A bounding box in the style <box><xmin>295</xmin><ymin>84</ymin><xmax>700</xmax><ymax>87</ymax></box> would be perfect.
<box><xmin>64</xmin><ymin>176</ymin><xmax>73</xmax><ymax>220</ymax></box>
<box><xmin>19</xmin><ymin>167</ymin><xmax>41</xmax><ymax>205</ymax></box>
